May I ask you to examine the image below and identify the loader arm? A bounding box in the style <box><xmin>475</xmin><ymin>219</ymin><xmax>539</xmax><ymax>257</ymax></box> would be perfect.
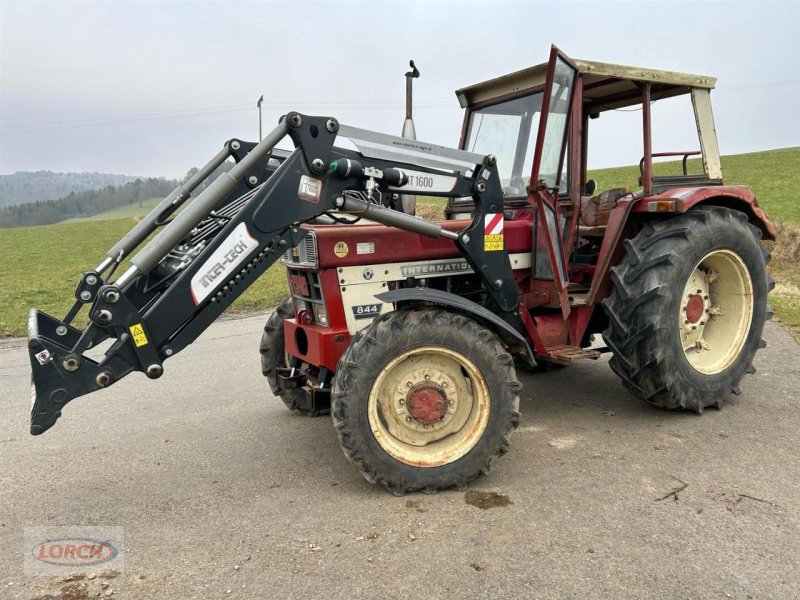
<box><xmin>28</xmin><ymin>113</ymin><xmax>526</xmax><ymax>435</ymax></box>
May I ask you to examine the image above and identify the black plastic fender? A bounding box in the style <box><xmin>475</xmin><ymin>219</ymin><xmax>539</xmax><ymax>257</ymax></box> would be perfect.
<box><xmin>376</xmin><ymin>287</ymin><xmax>535</xmax><ymax>367</ymax></box>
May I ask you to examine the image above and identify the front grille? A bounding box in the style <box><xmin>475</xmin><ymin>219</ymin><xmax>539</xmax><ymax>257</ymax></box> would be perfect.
<box><xmin>287</xmin><ymin>268</ymin><xmax>323</xmax><ymax>304</ymax></box>
<box><xmin>287</xmin><ymin>268</ymin><xmax>328</xmax><ymax>326</ymax></box>
<box><xmin>281</xmin><ymin>230</ymin><xmax>318</xmax><ymax>268</ymax></box>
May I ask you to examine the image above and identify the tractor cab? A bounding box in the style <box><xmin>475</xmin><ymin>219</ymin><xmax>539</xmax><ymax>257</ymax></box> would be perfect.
<box><xmin>449</xmin><ymin>46</ymin><xmax>722</xmax><ymax>220</ymax></box>
<box><xmin>446</xmin><ymin>46</ymin><xmax>754</xmax><ymax>317</ymax></box>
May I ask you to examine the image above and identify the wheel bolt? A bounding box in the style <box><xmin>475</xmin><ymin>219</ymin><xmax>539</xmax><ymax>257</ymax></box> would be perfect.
<box><xmin>398</xmin><ymin>399</ymin><xmax>404</xmax><ymax>405</ymax></box>
<box><xmin>406</xmin><ymin>381</ymin><xmax>413</xmax><ymax>387</ymax></box>
<box><xmin>406</xmin><ymin>416</ymin><xmax>412</xmax><ymax>422</ymax></box>
<box><xmin>424</xmin><ymin>374</ymin><xmax>430</xmax><ymax>380</ymax></box>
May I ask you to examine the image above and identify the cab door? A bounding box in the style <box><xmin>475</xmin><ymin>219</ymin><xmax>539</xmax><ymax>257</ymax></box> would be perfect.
<box><xmin>529</xmin><ymin>46</ymin><xmax>579</xmax><ymax>318</ymax></box>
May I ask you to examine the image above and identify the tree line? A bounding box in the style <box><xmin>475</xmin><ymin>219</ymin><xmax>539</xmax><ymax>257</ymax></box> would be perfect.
<box><xmin>0</xmin><ymin>170</ymin><xmax>140</xmax><ymax>208</ymax></box>
<box><xmin>0</xmin><ymin>177</ymin><xmax>178</xmax><ymax>228</ymax></box>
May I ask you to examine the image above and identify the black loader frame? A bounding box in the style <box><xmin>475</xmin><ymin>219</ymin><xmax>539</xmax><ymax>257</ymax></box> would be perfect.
<box><xmin>28</xmin><ymin>113</ymin><xmax>532</xmax><ymax>435</ymax></box>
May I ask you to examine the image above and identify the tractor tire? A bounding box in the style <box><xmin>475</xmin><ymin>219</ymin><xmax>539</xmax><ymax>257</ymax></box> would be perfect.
<box><xmin>331</xmin><ymin>308</ymin><xmax>521</xmax><ymax>495</ymax></box>
<box><xmin>602</xmin><ymin>206</ymin><xmax>773</xmax><ymax>413</ymax></box>
<box><xmin>259</xmin><ymin>298</ymin><xmax>306</xmax><ymax>411</ymax></box>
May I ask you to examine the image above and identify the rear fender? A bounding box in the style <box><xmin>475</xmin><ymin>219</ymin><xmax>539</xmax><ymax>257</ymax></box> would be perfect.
<box><xmin>631</xmin><ymin>185</ymin><xmax>776</xmax><ymax>240</ymax></box>
<box><xmin>589</xmin><ymin>186</ymin><xmax>776</xmax><ymax>307</ymax></box>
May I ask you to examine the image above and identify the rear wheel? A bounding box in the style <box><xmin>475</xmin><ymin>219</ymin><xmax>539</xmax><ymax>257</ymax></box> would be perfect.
<box><xmin>603</xmin><ymin>206</ymin><xmax>772</xmax><ymax>412</ymax></box>
<box><xmin>332</xmin><ymin>308</ymin><xmax>521</xmax><ymax>495</ymax></box>
<box><xmin>259</xmin><ymin>298</ymin><xmax>306</xmax><ymax>411</ymax></box>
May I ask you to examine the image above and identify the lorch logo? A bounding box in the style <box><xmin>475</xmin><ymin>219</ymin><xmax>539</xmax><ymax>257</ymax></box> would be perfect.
<box><xmin>24</xmin><ymin>526</ymin><xmax>124</xmax><ymax>576</ymax></box>
<box><xmin>32</xmin><ymin>538</ymin><xmax>117</xmax><ymax>566</ymax></box>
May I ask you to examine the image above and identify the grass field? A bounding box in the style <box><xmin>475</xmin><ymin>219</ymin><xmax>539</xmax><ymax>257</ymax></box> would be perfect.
<box><xmin>63</xmin><ymin>197</ymin><xmax>164</xmax><ymax>222</ymax></box>
<box><xmin>0</xmin><ymin>219</ymin><xmax>289</xmax><ymax>337</ymax></box>
<box><xmin>1</xmin><ymin>147</ymin><xmax>797</xmax><ymax>339</ymax></box>
<box><xmin>587</xmin><ymin>147</ymin><xmax>800</xmax><ymax>226</ymax></box>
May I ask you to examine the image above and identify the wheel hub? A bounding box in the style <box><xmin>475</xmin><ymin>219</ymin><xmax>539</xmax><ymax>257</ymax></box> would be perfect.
<box><xmin>680</xmin><ymin>269</ymin><xmax>711</xmax><ymax>343</ymax></box>
<box><xmin>406</xmin><ymin>383</ymin><xmax>449</xmax><ymax>425</ymax></box>
<box><xmin>685</xmin><ymin>294</ymin><xmax>705</xmax><ymax>324</ymax></box>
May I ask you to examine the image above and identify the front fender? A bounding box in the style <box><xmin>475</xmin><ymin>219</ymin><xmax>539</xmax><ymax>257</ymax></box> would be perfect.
<box><xmin>376</xmin><ymin>287</ymin><xmax>535</xmax><ymax>365</ymax></box>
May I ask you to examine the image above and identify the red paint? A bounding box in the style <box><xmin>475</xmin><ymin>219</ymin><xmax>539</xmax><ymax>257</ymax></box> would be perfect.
<box><xmin>407</xmin><ymin>384</ymin><xmax>449</xmax><ymax>424</ymax></box>
<box><xmin>290</xmin><ymin>273</ymin><xmax>309</xmax><ymax>296</ymax></box>
<box><xmin>587</xmin><ymin>197</ymin><xmax>637</xmax><ymax>305</ymax></box>
<box><xmin>319</xmin><ymin>268</ymin><xmax>348</xmax><ymax>329</ymax></box>
<box><xmin>283</xmin><ymin>319</ymin><xmax>350</xmax><ymax>372</ymax></box>
<box><xmin>518</xmin><ymin>307</ymin><xmax>548</xmax><ymax>356</ymax></box>
<box><xmin>568</xmin><ymin>305</ymin><xmax>596</xmax><ymax>346</ymax></box>
<box><xmin>310</xmin><ymin>218</ymin><xmax>533</xmax><ymax>268</ymax></box>
<box><xmin>533</xmin><ymin>313</ymin><xmax>569</xmax><ymax>349</ymax></box>
<box><xmin>685</xmin><ymin>294</ymin><xmax>704</xmax><ymax>323</ymax></box>
<box><xmin>641</xmin><ymin>84</ymin><xmax>653</xmax><ymax>195</ymax></box>
<box><xmin>630</xmin><ymin>185</ymin><xmax>776</xmax><ymax>239</ymax></box>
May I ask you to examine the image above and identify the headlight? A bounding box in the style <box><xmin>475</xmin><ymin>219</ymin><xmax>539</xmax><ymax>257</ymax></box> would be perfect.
<box><xmin>313</xmin><ymin>303</ymin><xmax>328</xmax><ymax>326</ymax></box>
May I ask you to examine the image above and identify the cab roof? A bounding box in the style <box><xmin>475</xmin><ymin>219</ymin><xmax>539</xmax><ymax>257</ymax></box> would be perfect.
<box><xmin>456</xmin><ymin>58</ymin><xmax>717</xmax><ymax>112</ymax></box>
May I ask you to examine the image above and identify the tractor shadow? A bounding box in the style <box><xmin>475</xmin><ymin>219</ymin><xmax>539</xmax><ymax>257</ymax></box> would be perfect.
<box><xmin>513</xmin><ymin>356</ymin><xmax>723</xmax><ymax>426</ymax></box>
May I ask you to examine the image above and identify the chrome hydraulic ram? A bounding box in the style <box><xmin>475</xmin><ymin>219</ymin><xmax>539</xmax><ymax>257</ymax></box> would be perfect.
<box><xmin>339</xmin><ymin>195</ymin><xmax>458</xmax><ymax>240</ymax></box>
<box><xmin>100</xmin><ymin>145</ymin><xmax>232</xmax><ymax>274</ymax></box>
<box><xmin>114</xmin><ymin>121</ymin><xmax>288</xmax><ymax>288</ymax></box>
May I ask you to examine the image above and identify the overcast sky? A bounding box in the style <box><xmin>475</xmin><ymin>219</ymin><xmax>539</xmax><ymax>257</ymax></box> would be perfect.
<box><xmin>1</xmin><ymin>0</ymin><xmax>798</xmax><ymax>179</ymax></box>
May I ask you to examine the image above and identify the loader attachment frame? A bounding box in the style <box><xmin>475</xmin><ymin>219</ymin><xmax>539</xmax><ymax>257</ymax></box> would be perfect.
<box><xmin>28</xmin><ymin>112</ymin><xmax>528</xmax><ymax>435</ymax></box>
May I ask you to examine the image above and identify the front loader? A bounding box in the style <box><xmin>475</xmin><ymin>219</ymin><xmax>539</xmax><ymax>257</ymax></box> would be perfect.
<box><xmin>27</xmin><ymin>47</ymin><xmax>775</xmax><ymax>495</ymax></box>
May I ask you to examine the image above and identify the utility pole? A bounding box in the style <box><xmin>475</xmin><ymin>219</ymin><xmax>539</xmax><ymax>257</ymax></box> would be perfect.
<box><xmin>257</xmin><ymin>95</ymin><xmax>264</xmax><ymax>141</ymax></box>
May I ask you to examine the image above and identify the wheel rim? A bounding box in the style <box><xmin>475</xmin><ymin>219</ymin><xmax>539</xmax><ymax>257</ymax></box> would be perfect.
<box><xmin>367</xmin><ymin>346</ymin><xmax>491</xmax><ymax>468</ymax></box>
<box><xmin>679</xmin><ymin>249</ymin><xmax>754</xmax><ymax>375</ymax></box>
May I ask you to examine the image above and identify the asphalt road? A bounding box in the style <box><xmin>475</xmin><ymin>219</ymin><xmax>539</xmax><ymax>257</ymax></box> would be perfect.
<box><xmin>1</xmin><ymin>315</ymin><xmax>798</xmax><ymax>600</ymax></box>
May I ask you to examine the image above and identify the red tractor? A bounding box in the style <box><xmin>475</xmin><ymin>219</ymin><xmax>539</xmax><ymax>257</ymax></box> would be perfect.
<box><xmin>28</xmin><ymin>47</ymin><xmax>774</xmax><ymax>495</ymax></box>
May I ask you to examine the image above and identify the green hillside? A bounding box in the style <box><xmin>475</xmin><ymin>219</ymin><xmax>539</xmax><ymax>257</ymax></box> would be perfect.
<box><xmin>0</xmin><ymin>148</ymin><xmax>797</xmax><ymax>338</ymax></box>
<box><xmin>63</xmin><ymin>197</ymin><xmax>163</xmax><ymax>222</ymax></box>
<box><xmin>588</xmin><ymin>147</ymin><xmax>799</xmax><ymax>226</ymax></box>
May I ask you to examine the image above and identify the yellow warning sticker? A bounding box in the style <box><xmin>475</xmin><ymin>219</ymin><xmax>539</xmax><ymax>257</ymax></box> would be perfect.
<box><xmin>129</xmin><ymin>323</ymin><xmax>149</xmax><ymax>347</ymax></box>
<box><xmin>484</xmin><ymin>234</ymin><xmax>504</xmax><ymax>251</ymax></box>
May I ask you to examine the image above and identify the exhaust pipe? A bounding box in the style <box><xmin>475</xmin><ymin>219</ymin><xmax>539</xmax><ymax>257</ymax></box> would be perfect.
<box><xmin>400</xmin><ymin>60</ymin><xmax>420</xmax><ymax>215</ymax></box>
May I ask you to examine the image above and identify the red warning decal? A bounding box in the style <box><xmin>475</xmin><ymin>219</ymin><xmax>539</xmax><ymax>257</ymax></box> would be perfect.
<box><xmin>484</xmin><ymin>213</ymin><xmax>504</xmax><ymax>251</ymax></box>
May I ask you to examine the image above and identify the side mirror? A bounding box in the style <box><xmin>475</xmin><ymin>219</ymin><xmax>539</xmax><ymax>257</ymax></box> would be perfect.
<box><xmin>584</xmin><ymin>179</ymin><xmax>597</xmax><ymax>196</ymax></box>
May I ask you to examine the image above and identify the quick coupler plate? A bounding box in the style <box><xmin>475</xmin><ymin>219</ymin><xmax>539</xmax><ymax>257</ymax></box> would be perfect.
<box><xmin>27</xmin><ymin>309</ymin><xmax>101</xmax><ymax>435</ymax></box>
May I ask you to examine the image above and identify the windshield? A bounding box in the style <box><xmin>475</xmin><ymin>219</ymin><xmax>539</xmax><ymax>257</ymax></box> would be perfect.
<box><xmin>465</xmin><ymin>92</ymin><xmax>543</xmax><ymax>197</ymax></box>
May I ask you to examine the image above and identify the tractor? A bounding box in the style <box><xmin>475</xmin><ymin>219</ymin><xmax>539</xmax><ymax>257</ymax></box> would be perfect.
<box><xmin>27</xmin><ymin>47</ymin><xmax>775</xmax><ymax>495</ymax></box>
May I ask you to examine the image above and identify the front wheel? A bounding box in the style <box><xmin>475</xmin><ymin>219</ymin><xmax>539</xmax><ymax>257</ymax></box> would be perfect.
<box><xmin>332</xmin><ymin>308</ymin><xmax>521</xmax><ymax>495</ymax></box>
<box><xmin>603</xmin><ymin>206</ymin><xmax>773</xmax><ymax>412</ymax></box>
<box><xmin>259</xmin><ymin>298</ymin><xmax>306</xmax><ymax>411</ymax></box>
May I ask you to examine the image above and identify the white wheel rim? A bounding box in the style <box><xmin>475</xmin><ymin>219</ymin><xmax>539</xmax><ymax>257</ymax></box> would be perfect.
<box><xmin>367</xmin><ymin>347</ymin><xmax>491</xmax><ymax>468</ymax></box>
<box><xmin>679</xmin><ymin>249</ymin><xmax>754</xmax><ymax>375</ymax></box>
